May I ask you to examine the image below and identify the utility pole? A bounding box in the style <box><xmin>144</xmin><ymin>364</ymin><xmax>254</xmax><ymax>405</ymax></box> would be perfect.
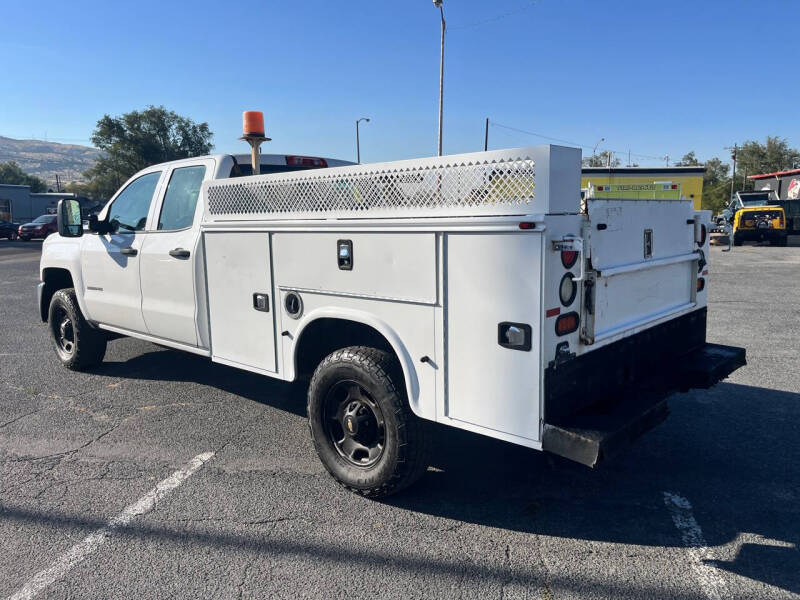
<box><xmin>627</xmin><ymin>149</ymin><xmax>631</xmax><ymax>167</ymax></box>
<box><xmin>664</xmin><ymin>154</ymin><xmax>670</xmax><ymax>167</ymax></box>
<box><xmin>484</xmin><ymin>117</ymin><xmax>489</xmax><ymax>151</ymax></box>
<box><xmin>726</xmin><ymin>144</ymin><xmax>738</xmax><ymax>198</ymax></box>
<box><xmin>434</xmin><ymin>0</ymin><xmax>445</xmax><ymax>156</ymax></box>
<box><xmin>55</xmin><ymin>174</ymin><xmax>61</xmax><ymax>192</ymax></box>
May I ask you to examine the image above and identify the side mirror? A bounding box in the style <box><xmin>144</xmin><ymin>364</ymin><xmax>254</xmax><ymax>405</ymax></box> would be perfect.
<box><xmin>57</xmin><ymin>199</ymin><xmax>83</xmax><ymax>238</ymax></box>
<box><xmin>88</xmin><ymin>213</ymin><xmax>110</xmax><ymax>234</ymax></box>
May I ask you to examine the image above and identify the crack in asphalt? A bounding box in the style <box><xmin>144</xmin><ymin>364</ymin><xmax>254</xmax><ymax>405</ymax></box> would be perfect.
<box><xmin>6</xmin><ymin>419</ymin><xmax>126</xmax><ymax>463</ymax></box>
<box><xmin>0</xmin><ymin>410</ymin><xmax>42</xmax><ymax>430</ymax></box>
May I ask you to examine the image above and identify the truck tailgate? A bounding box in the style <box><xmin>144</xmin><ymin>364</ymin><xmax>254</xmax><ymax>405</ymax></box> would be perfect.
<box><xmin>586</xmin><ymin>199</ymin><xmax>698</xmax><ymax>344</ymax></box>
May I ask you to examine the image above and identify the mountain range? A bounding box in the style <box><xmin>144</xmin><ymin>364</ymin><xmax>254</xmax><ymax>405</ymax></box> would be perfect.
<box><xmin>0</xmin><ymin>136</ymin><xmax>98</xmax><ymax>185</ymax></box>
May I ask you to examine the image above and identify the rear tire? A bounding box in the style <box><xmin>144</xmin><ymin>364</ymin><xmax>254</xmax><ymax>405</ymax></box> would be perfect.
<box><xmin>48</xmin><ymin>288</ymin><xmax>107</xmax><ymax>371</ymax></box>
<box><xmin>777</xmin><ymin>235</ymin><xmax>788</xmax><ymax>247</ymax></box>
<box><xmin>307</xmin><ymin>346</ymin><xmax>430</xmax><ymax>498</ymax></box>
<box><xmin>733</xmin><ymin>233</ymin><xmax>743</xmax><ymax>246</ymax></box>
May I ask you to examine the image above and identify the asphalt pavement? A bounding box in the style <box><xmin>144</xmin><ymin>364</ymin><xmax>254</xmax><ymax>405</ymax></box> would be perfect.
<box><xmin>0</xmin><ymin>239</ymin><xmax>798</xmax><ymax>599</ymax></box>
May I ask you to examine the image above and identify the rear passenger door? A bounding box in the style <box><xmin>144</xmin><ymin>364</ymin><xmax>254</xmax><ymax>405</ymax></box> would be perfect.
<box><xmin>139</xmin><ymin>161</ymin><xmax>212</xmax><ymax>346</ymax></box>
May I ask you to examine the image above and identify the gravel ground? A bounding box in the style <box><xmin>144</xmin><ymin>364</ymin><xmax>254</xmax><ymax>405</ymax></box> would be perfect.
<box><xmin>0</xmin><ymin>239</ymin><xmax>798</xmax><ymax>599</ymax></box>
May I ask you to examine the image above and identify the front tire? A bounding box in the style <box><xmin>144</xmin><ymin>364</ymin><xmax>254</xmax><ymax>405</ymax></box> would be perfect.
<box><xmin>48</xmin><ymin>288</ymin><xmax>107</xmax><ymax>370</ymax></box>
<box><xmin>307</xmin><ymin>346</ymin><xmax>429</xmax><ymax>498</ymax></box>
<box><xmin>733</xmin><ymin>233</ymin><xmax>743</xmax><ymax>246</ymax></box>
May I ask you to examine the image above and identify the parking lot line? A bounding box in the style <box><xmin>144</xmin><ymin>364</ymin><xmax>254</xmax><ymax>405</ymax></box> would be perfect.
<box><xmin>6</xmin><ymin>451</ymin><xmax>215</xmax><ymax>600</ymax></box>
<box><xmin>663</xmin><ymin>491</ymin><xmax>727</xmax><ymax>600</ymax></box>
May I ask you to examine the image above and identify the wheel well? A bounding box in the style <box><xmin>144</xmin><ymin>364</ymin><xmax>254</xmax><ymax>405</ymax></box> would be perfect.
<box><xmin>294</xmin><ymin>318</ymin><xmax>395</xmax><ymax>379</ymax></box>
<box><xmin>41</xmin><ymin>268</ymin><xmax>74</xmax><ymax>322</ymax></box>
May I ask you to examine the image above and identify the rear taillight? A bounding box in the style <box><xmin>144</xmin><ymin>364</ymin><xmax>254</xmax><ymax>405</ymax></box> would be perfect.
<box><xmin>555</xmin><ymin>312</ymin><xmax>579</xmax><ymax>336</ymax></box>
<box><xmin>286</xmin><ymin>155</ymin><xmax>327</xmax><ymax>167</ymax></box>
<box><xmin>561</xmin><ymin>250</ymin><xmax>578</xmax><ymax>269</ymax></box>
<box><xmin>697</xmin><ymin>278</ymin><xmax>705</xmax><ymax>292</ymax></box>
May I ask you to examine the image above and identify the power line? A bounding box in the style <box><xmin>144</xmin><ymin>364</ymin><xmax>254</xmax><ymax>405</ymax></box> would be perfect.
<box><xmin>490</xmin><ymin>121</ymin><xmax>667</xmax><ymax>162</ymax></box>
<box><xmin>449</xmin><ymin>0</ymin><xmax>539</xmax><ymax>31</ymax></box>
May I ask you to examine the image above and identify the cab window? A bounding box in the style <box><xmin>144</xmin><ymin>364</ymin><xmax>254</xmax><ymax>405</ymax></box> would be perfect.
<box><xmin>158</xmin><ymin>165</ymin><xmax>206</xmax><ymax>231</ymax></box>
<box><xmin>108</xmin><ymin>172</ymin><xmax>161</xmax><ymax>233</ymax></box>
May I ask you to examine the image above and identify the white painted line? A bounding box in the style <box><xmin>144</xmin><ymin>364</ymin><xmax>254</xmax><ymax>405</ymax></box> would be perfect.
<box><xmin>6</xmin><ymin>452</ymin><xmax>215</xmax><ymax>600</ymax></box>
<box><xmin>663</xmin><ymin>491</ymin><xmax>727</xmax><ymax>600</ymax></box>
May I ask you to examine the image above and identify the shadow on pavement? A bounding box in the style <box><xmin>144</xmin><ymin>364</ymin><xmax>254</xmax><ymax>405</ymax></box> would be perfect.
<box><xmin>87</xmin><ymin>347</ymin><xmax>800</xmax><ymax>594</ymax></box>
<box><xmin>0</xmin><ymin>502</ymin><xmax>710</xmax><ymax>599</ymax></box>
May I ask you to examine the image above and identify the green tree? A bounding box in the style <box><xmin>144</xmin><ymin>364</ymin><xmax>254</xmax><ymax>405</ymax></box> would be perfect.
<box><xmin>82</xmin><ymin>105</ymin><xmax>213</xmax><ymax>199</ymax></box>
<box><xmin>675</xmin><ymin>151</ymin><xmax>700</xmax><ymax>167</ymax></box>
<box><xmin>0</xmin><ymin>161</ymin><xmax>48</xmax><ymax>192</ymax></box>
<box><xmin>735</xmin><ymin>136</ymin><xmax>800</xmax><ymax>191</ymax></box>
<box><xmin>701</xmin><ymin>157</ymin><xmax>731</xmax><ymax>213</ymax></box>
<box><xmin>676</xmin><ymin>151</ymin><xmax>731</xmax><ymax>213</ymax></box>
<box><xmin>582</xmin><ymin>151</ymin><xmax>621</xmax><ymax>167</ymax></box>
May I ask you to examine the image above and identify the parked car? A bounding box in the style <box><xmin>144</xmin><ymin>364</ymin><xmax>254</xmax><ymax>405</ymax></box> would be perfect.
<box><xmin>0</xmin><ymin>220</ymin><xmax>21</xmax><ymax>240</ymax></box>
<box><xmin>19</xmin><ymin>214</ymin><xmax>58</xmax><ymax>241</ymax></box>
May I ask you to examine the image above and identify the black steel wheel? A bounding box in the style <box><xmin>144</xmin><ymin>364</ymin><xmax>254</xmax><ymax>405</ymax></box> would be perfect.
<box><xmin>51</xmin><ymin>304</ymin><xmax>76</xmax><ymax>359</ymax></box>
<box><xmin>308</xmin><ymin>346</ymin><xmax>430</xmax><ymax>498</ymax></box>
<box><xmin>48</xmin><ymin>288</ymin><xmax>107</xmax><ymax>370</ymax></box>
<box><xmin>324</xmin><ymin>380</ymin><xmax>386</xmax><ymax>467</ymax></box>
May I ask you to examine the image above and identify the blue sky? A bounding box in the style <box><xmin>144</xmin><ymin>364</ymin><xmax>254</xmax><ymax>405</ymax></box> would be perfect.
<box><xmin>2</xmin><ymin>0</ymin><xmax>797</xmax><ymax>166</ymax></box>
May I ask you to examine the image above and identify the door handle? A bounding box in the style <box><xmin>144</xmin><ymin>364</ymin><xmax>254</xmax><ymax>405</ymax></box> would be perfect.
<box><xmin>169</xmin><ymin>248</ymin><xmax>191</xmax><ymax>258</ymax></box>
<box><xmin>120</xmin><ymin>248</ymin><xmax>138</xmax><ymax>256</ymax></box>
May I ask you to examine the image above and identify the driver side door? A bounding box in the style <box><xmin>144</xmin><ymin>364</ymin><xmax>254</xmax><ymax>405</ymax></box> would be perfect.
<box><xmin>81</xmin><ymin>170</ymin><xmax>164</xmax><ymax>332</ymax></box>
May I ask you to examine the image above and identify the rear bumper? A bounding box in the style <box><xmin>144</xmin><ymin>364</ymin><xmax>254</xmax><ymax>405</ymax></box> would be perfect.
<box><xmin>735</xmin><ymin>229</ymin><xmax>786</xmax><ymax>241</ymax></box>
<box><xmin>542</xmin><ymin>309</ymin><xmax>746</xmax><ymax>467</ymax></box>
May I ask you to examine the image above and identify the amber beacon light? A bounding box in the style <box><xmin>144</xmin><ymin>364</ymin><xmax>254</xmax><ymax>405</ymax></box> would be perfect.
<box><xmin>239</xmin><ymin>110</ymin><xmax>271</xmax><ymax>175</ymax></box>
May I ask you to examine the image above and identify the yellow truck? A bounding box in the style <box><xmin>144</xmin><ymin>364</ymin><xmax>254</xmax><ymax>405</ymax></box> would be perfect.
<box><xmin>733</xmin><ymin>205</ymin><xmax>788</xmax><ymax>246</ymax></box>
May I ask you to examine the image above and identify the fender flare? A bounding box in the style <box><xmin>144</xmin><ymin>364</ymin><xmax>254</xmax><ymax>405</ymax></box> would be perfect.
<box><xmin>290</xmin><ymin>307</ymin><xmax>422</xmax><ymax>416</ymax></box>
<box><xmin>40</xmin><ymin>238</ymin><xmax>90</xmax><ymax>321</ymax></box>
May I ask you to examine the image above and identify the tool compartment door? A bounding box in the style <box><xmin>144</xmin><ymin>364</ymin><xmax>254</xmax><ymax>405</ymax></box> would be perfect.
<box><xmin>204</xmin><ymin>231</ymin><xmax>277</xmax><ymax>373</ymax></box>
<box><xmin>587</xmin><ymin>199</ymin><xmax>697</xmax><ymax>343</ymax></box>
<box><xmin>445</xmin><ymin>232</ymin><xmax>542</xmax><ymax>442</ymax></box>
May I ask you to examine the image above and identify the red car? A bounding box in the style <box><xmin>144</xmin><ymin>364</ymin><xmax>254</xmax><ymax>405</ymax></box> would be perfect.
<box><xmin>18</xmin><ymin>214</ymin><xmax>58</xmax><ymax>241</ymax></box>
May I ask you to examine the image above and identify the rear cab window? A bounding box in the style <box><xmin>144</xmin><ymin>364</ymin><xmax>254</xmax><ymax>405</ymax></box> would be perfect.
<box><xmin>158</xmin><ymin>165</ymin><xmax>207</xmax><ymax>230</ymax></box>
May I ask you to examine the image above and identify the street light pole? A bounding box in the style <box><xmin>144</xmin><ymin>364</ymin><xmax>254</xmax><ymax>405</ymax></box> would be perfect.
<box><xmin>592</xmin><ymin>138</ymin><xmax>605</xmax><ymax>165</ymax></box>
<box><xmin>434</xmin><ymin>0</ymin><xmax>445</xmax><ymax>156</ymax></box>
<box><xmin>356</xmin><ymin>117</ymin><xmax>370</xmax><ymax>164</ymax></box>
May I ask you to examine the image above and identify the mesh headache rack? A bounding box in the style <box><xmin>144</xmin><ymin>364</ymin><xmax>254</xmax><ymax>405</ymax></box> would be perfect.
<box><xmin>203</xmin><ymin>145</ymin><xmax>580</xmax><ymax>222</ymax></box>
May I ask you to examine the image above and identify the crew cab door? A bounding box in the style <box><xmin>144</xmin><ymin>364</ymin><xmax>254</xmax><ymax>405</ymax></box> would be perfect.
<box><xmin>81</xmin><ymin>170</ymin><xmax>164</xmax><ymax>331</ymax></box>
<box><xmin>139</xmin><ymin>161</ymin><xmax>212</xmax><ymax>346</ymax></box>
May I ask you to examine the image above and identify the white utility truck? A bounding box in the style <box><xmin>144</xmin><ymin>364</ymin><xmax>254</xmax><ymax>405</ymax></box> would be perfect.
<box><xmin>40</xmin><ymin>145</ymin><xmax>745</xmax><ymax>497</ymax></box>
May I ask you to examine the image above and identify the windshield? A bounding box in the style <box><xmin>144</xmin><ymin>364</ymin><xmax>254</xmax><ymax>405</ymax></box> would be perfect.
<box><xmin>741</xmin><ymin>209</ymin><xmax>782</xmax><ymax>220</ymax></box>
<box><xmin>740</xmin><ymin>193</ymin><xmax>772</xmax><ymax>207</ymax></box>
<box><xmin>32</xmin><ymin>215</ymin><xmax>56</xmax><ymax>223</ymax></box>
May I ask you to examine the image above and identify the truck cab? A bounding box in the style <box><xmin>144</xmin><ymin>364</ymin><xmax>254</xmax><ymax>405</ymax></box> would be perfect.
<box><xmin>38</xmin><ymin>153</ymin><xmax>352</xmax><ymax>341</ymax></box>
